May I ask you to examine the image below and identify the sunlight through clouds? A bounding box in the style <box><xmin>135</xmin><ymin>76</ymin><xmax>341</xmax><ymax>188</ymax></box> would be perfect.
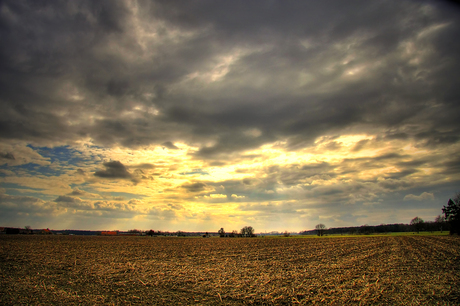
<box><xmin>0</xmin><ymin>0</ymin><xmax>459</xmax><ymax>231</ymax></box>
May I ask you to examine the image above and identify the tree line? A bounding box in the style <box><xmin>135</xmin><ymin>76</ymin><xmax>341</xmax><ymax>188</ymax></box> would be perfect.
<box><xmin>301</xmin><ymin>193</ymin><xmax>459</xmax><ymax>236</ymax></box>
<box><xmin>301</xmin><ymin>220</ymin><xmax>450</xmax><ymax>236</ymax></box>
<box><xmin>218</xmin><ymin>226</ymin><xmax>256</xmax><ymax>237</ymax></box>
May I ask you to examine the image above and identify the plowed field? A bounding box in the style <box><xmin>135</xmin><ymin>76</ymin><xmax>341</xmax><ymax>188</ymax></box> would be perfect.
<box><xmin>1</xmin><ymin>235</ymin><xmax>459</xmax><ymax>305</ymax></box>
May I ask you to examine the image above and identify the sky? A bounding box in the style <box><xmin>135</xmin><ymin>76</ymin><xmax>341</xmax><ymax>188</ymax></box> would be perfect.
<box><xmin>1</xmin><ymin>0</ymin><xmax>460</xmax><ymax>232</ymax></box>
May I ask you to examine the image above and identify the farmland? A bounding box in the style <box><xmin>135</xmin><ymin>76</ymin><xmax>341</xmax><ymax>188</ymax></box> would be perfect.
<box><xmin>1</xmin><ymin>235</ymin><xmax>459</xmax><ymax>305</ymax></box>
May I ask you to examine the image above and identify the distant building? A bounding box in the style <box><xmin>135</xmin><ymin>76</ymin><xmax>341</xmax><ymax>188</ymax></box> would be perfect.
<box><xmin>40</xmin><ymin>228</ymin><xmax>53</xmax><ymax>235</ymax></box>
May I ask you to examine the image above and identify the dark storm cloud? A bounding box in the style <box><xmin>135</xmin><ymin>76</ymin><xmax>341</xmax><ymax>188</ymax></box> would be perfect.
<box><xmin>181</xmin><ymin>182</ymin><xmax>208</xmax><ymax>193</ymax></box>
<box><xmin>378</xmin><ymin>179</ymin><xmax>414</xmax><ymax>191</ymax></box>
<box><xmin>384</xmin><ymin>169</ymin><xmax>419</xmax><ymax>179</ymax></box>
<box><xmin>55</xmin><ymin>195</ymin><xmax>80</xmax><ymax>203</ymax></box>
<box><xmin>352</xmin><ymin>139</ymin><xmax>371</xmax><ymax>152</ymax></box>
<box><xmin>339</xmin><ymin>153</ymin><xmax>408</xmax><ymax>172</ymax></box>
<box><xmin>437</xmin><ymin>154</ymin><xmax>460</xmax><ymax>175</ymax></box>
<box><xmin>0</xmin><ymin>0</ymin><xmax>132</xmax><ymax>145</ymax></box>
<box><xmin>0</xmin><ymin>152</ymin><xmax>15</xmax><ymax>160</ymax></box>
<box><xmin>68</xmin><ymin>188</ymin><xmax>85</xmax><ymax>196</ymax></box>
<box><xmin>162</xmin><ymin>142</ymin><xmax>179</xmax><ymax>150</ymax></box>
<box><xmin>94</xmin><ymin>161</ymin><xmax>132</xmax><ymax>179</ymax></box>
<box><xmin>176</xmin><ymin>6</ymin><xmax>460</xmax><ymax>156</ymax></box>
<box><xmin>68</xmin><ymin>188</ymin><xmax>99</xmax><ymax>198</ymax></box>
<box><xmin>0</xmin><ymin>0</ymin><xmax>459</xmax><ymax>159</ymax></box>
<box><xmin>195</xmin><ymin>133</ymin><xmax>271</xmax><ymax>158</ymax></box>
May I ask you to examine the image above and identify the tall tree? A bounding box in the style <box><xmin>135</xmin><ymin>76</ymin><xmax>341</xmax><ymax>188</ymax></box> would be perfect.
<box><xmin>443</xmin><ymin>194</ymin><xmax>460</xmax><ymax>235</ymax></box>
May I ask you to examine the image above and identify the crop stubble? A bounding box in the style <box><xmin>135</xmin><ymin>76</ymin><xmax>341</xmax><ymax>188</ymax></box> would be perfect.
<box><xmin>0</xmin><ymin>235</ymin><xmax>459</xmax><ymax>305</ymax></box>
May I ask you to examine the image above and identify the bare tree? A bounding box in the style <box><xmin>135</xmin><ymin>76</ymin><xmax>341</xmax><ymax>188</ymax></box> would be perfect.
<box><xmin>315</xmin><ymin>224</ymin><xmax>326</xmax><ymax>236</ymax></box>
<box><xmin>410</xmin><ymin>216</ymin><xmax>424</xmax><ymax>233</ymax></box>
<box><xmin>435</xmin><ymin>215</ymin><xmax>445</xmax><ymax>223</ymax></box>
<box><xmin>240</xmin><ymin>226</ymin><xmax>255</xmax><ymax>237</ymax></box>
<box><xmin>435</xmin><ymin>215</ymin><xmax>446</xmax><ymax>232</ymax></box>
<box><xmin>218</xmin><ymin>228</ymin><xmax>225</xmax><ymax>237</ymax></box>
<box><xmin>246</xmin><ymin>226</ymin><xmax>254</xmax><ymax>237</ymax></box>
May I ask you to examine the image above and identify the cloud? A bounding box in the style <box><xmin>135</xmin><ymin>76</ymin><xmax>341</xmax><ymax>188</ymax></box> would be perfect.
<box><xmin>55</xmin><ymin>195</ymin><xmax>81</xmax><ymax>203</ymax></box>
<box><xmin>132</xmin><ymin>163</ymin><xmax>155</xmax><ymax>170</ymax></box>
<box><xmin>68</xmin><ymin>188</ymin><xmax>86</xmax><ymax>196</ymax></box>
<box><xmin>68</xmin><ymin>188</ymin><xmax>99</xmax><ymax>198</ymax></box>
<box><xmin>352</xmin><ymin>139</ymin><xmax>371</xmax><ymax>152</ymax></box>
<box><xmin>167</xmin><ymin>203</ymin><xmax>184</xmax><ymax>210</ymax></box>
<box><xmin>0</xmin><ymin>193</ymin><xmax>64</xmax><ymax>218</ymax></box>
<box><xmin>0</xmin><ymin>152</ymin><xmax>15</xmax><ymax>160</ymax></box>
<box><xmin>181</xmin><ymin>182</ymin><xmax>209</xmax><ymax>193</ymax></box>
<box><xmin>0</xmin><ymin>0</ymin><xmax>457</xmax><ymax>156</ymax></box>
<box><xmin>162</xmin><ymin>142</ymin><xmax>179</xmax><ymax>150</ymax></box>
<box><xmin>0</xmin><ymin>0</ymin><xmax>459</xmax><ymax>231</ymax></box>
<box><xmin>404</xmin><ymin>192</ymin><xmax>435</xmax><ymax>201</ymax></box>
<box><xmin>94</xmin><ymin>161</ymin><xmax>132</xmax><ymax>179</ymax></box>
